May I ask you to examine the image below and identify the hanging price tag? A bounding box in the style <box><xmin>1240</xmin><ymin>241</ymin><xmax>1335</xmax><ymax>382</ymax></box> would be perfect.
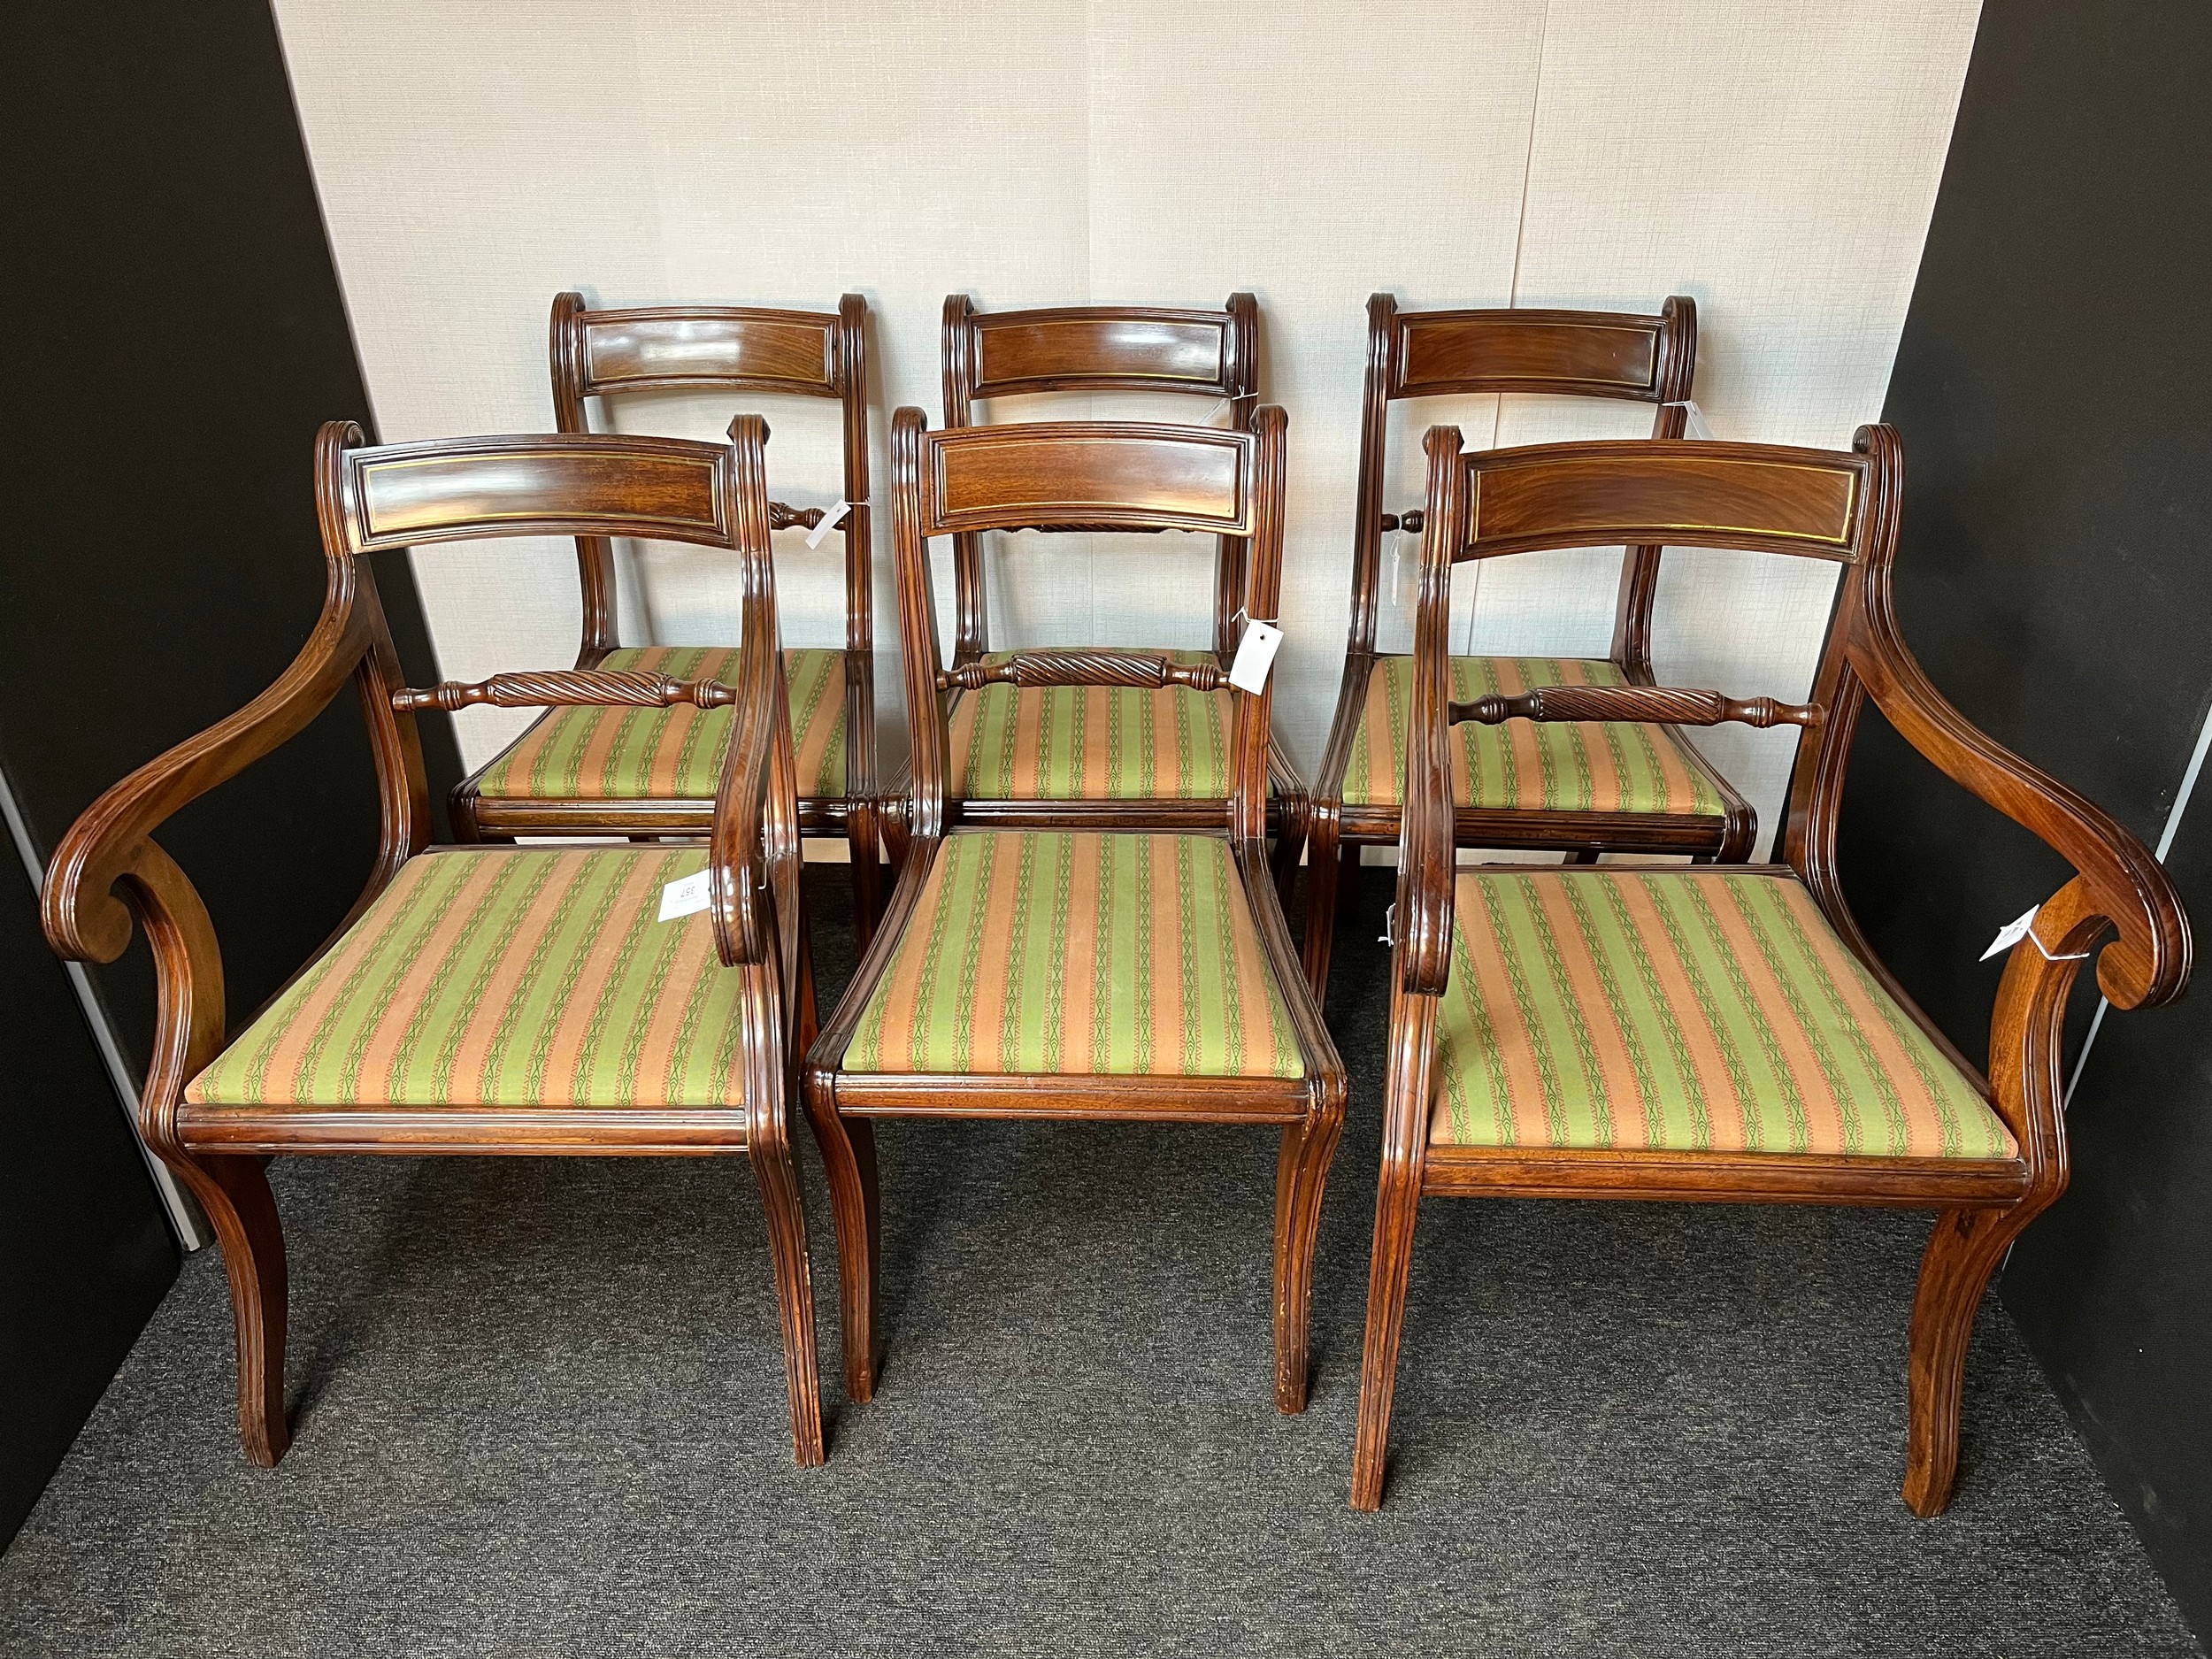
<box><xmin>805</xmin><ymin>501</ymin><xmax>851</xmax><ymax>549</ymax></box>
<box><xmin>1980</xmin><ymin>906</ymin><xmax>2039</xmax><ymax>960</ymax></box>
<box><xmin>1666</xmin><ymin>399</ymin><xmax>1716</xmax><ymax>441</ymax></box>
<box><xmin>658</xmin><ymin>870</ymin><xmax>712</xmax><ymax>921</ymax></box>
<box><xmin>1227</xmin><ymin>619</ymin><xmax>1284</xmax><ymax>693</ymax></box>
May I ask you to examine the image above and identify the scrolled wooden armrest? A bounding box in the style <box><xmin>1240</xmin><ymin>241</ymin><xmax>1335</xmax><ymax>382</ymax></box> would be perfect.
<box><xmin>1450</xmin><ymin>684</ymin><xmax>1822</xmax><ymax>730</ymax></box>
<box><xmin>1846</xmin><ymin>630</ymin><xmax>2190</xmax><ymax>1011</ymax></box>
<box><xmin>391</xmin><ymin>669</ymin><xmax>739</xmax><ymax>714</ymax></box>
<box><xmin>935</xmin><ymin>649</ymin><xmax>1225</xmax><ymax>694</ymax></box>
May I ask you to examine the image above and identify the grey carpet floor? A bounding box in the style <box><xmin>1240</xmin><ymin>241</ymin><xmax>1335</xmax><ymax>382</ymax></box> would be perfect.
<box><xmin>0</xmin><ymin>866</ymin><xmax>2200</xmax><ymax>1657</ymax></box>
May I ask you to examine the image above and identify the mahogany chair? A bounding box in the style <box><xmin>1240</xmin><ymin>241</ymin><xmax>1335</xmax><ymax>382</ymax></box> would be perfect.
<box><xmin>804</xmin><ymin>407</ymin><xmax>1347</xmax><ymax>1417</ymax></box>
<box><xmin>1302</xmin><ymin>294</ymin><xmax>1752</xmax><ymax>996</ymax></box>
<box><xmin>1349</xmin><ymin>422</ymin><xmax>2191</xmax><ymax>1512</ymax></box>
<box><xmin>455</xmin><ymin>292</ymin><xmax>883</xmax><ymax>944</ymax></box>
<box><xmin>42</xmin><ymin>418</ymin><xmax>832</xmax><ymax>1466</ymax></box>
<box><xmin>932</xmin><ymin>293</ymin><xmax>1305</xmax><ymax>878</ymax></box>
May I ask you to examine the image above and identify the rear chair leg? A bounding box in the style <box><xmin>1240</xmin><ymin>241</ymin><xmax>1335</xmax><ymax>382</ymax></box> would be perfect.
<box><xmin>803</xmin><ymin>1086</ymin><xmax>881</xmax><ymax>1404</ymax></box>
<box><xmin>169</xmin><ymin>1151</ymin><xmax>290</xmax><ymax>1466</ymax></box>
<box><xmin>1901</xmin><ymin>1202</ymin><xmax>2039</xmax><ymax>1516</ymax></box>
<box><xmin>1299</xmin><ymin>818</ymin><xmax>1348</xmax><ymax>1002</ymax></box>
<box><xmin>749</xmin><ymin>1132</ymin><xmax>826</xmax><ymax>1466</ymax></box>
<box><xmin>1271</xmin><ymin>1102</ymin><xmax>1345</xmax><ymax>1414</ymax></box>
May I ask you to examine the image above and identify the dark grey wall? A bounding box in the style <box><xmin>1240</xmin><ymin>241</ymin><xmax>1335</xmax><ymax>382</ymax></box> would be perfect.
<box><xmin>0</xmin><ymin>1</ymin><xmax>462</xmax><ymax>1548</ymax></box>
<box><xmin>1839</xmin><ymin>0</ymin><xmax>2211</xmax><ymax>1633</ymax></box>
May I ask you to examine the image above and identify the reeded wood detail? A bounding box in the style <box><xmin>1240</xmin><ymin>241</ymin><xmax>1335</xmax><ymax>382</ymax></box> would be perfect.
<box><xmin>935</xmin><ymin>649</ymin><xmax>1226</xmax><ymax>694</ymax></box>
<box><xmin>394</xmin><ymin>669</ymin><xmax>739</xmax><ymax>715</ymax></box>
<box><xmin>1449</xmin><ymin>685</ymin><xmax>1823</xmax><ymax>730</ymax></box>
<box><xmin>1463</xmin><ymin>442</ymin><xmax>1863</xmax><ymax>563</ymax></box>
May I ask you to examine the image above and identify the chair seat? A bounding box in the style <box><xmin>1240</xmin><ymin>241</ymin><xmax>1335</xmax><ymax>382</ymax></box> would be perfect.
<box><xmin>844</xmin><ymin>831</ymin><xmax>1303</xmax><ymax>1078</ymax></box>
<box><xmin>1432</xmin><ymin>868</ymin><xmax>2016</xmax><ymax>1159</ymax></box>
<box><xmin>1342</xmin><ymin>655</ymin><xmax>1729</xmax><ymax>816</ymax></box>
<box><xmin>186</xmin><ymin>848</ymin><xmax>754</xmax><ymax>1110</ymax></box>
<box><xmin>949</xmin><ymin>649</ymin><xmax>1235</xmax><ymax>801</ymax></box>
<box><xmin>472</xmin><ymin>645</ymin><xmax>847</xmax><ymax>802</ymax></box>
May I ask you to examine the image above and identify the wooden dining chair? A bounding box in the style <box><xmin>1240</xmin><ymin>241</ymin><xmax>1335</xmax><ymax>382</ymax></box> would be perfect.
<box><xmin>42</xmin><ymin>418</ymin><xmax>832</xmax><ymax>1466</ymax></box>
<box><xmin>804</xmin><ymin>406</ymin><xmax>1347</xmax><ymax>1417</ymax></box>
<box><xmin>455</xmin><ymin>292</ymin><xmax>883</xmax><ymax>943</ymax></box>
<box><xmin>1302</xmin><ymin>293</ymin><xmax>1751</xmax><ymax>997</ymax></box>
<box><xmin>932</xmin><ymin>293</ymin><xmax>1304</xmax><ymax>879</ymax></box>
<box><xmin>1349</xmin><ymin>421</ymin><xmax>2192</xmax><ymax>1512</ymax></box>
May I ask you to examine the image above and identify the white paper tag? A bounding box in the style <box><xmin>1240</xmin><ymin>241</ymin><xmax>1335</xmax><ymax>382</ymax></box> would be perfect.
<box><xmin>1667</xmin><ymin>399</ymin><xmax>1716</xmax><ymax>441</ymax></box>
<box><xmin>1379</xmin><ymin>902</ymin><xmax>1396</xmax><ymax>947</ymax></box>
<box><xmin>658</xmin><ymin>869</ymin><xmax>712</xmax><ymax>921</ymax></box>
<box><xmin>1226</xmin><ymin>619</ymin><xmax>1284</xmax><ymax>693</ymax></box>
<box><xmin>1980</xmin><ymin>905</ymin><xmax>2039</xmax><ymax>961</ymax></box>
<box><xmin>804</xmin><ymin>500</ymin><xmax>851</xmax><ymax>549</ymax></box>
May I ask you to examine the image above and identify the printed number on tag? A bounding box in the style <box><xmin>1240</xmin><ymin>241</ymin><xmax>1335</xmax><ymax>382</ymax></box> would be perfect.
<box><xmin>1980</xmin><ymin>905</ymin><xmax>2039</xmax><ymax>962</ymax></box>
<box><xmin>1227</xmin><ymin>620</ymin><xmax>1284</xmax><ymax>693</ymax></box>
<box><xmin>659</xmin><ymin>870</ymin><xmax>712</xmax><ymax>921</ymax></box>
<box><xmin>805</xmin><ymin>501</ymin><xmax>852</xmax><ymax>549</ymax></box>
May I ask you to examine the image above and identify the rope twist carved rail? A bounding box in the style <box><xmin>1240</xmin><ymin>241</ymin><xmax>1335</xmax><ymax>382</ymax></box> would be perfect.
<box><xmin>1449</xmin><ymin>684</ymin><xmax>1824</xmax><ymax>729</ymax></box>
<box><xmin>392</xmin><ymin>669</ymin><xmax>740</xmax><ymax>714</ymax></box>
<box><xmin>936</xmin><ymin>649</ymin><xmax>1226</xmax><ymax>694</ymax></box>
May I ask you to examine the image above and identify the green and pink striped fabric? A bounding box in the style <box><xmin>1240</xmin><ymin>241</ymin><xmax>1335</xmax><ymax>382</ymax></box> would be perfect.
<box><xmin>844</xmin><ymin>830</ymin><xmax>1302</xmax><ymax>1078</ymax></box>
<box><xmin>186</xmin><ymin>847</ymin><xmax>755</xmax><ymax>1110</ymax></box>
<box><xmin>1432</xmin><ymin>869</ymin><xmax>2014</xmax><ymax>1158</ymax></box>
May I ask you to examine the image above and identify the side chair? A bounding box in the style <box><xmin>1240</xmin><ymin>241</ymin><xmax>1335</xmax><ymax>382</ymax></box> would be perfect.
<box><xmin>43</xmin><ymin>418</ymin><xmax>833</xmax><ymax>1465</ymax></box>
<box><xmin>455</xmin><ymin>292</ymin><xmax>883</xmax><ymax>944</ymax></box>
<box><xmin>930</xmin><ymin>293</ymin><xmax>1305</xmax><ymax>884</ymax></box>
<box><xmin>1349</xmin><ymin>420</ymin><xmax>2191</xmax><ymax>1512</ymax></box>
<box><xmin>804</xmin><ymin>406</ymin><xmax>1348</xmax><ymax>1418</ymax></box>
<box><xmin>1302</xmin><ymin>294</ymin><xmax>1752</xmax><ymax>998</ymax></box>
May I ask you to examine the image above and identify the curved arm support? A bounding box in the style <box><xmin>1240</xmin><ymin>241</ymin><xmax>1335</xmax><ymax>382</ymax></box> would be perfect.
<box><xmin>1394</xmin><ymin>424</ymin><xmax>1467</xmax><ymax>996</ymax></box>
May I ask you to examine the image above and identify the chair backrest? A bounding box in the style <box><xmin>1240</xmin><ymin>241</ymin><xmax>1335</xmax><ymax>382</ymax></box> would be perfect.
<box><xmin>1391</xmin><ymin>422</ymin><xmax>1881</xmax><ymax>994</ymax></box>
<box><xmin>323</xmin><ymin>420</ymin><xmax>803</xmax><ymax>982</ymax></box>
<box><xmin>939</xmin><ymin>293</ymin><xmax>1261</xmax><ymax>662</ymax></box>
<box><xmin>890</xmin><ymin>406</ymin><xmax>1288</xmax><ymax>842</ymax></box>
<box><xmin>1347</xmin><ymin>292</ymin><xmax>1697</xmax><ymax>669</ymax></box>
<box><xmin>549</xmin><ymin>291</ymin><xmax>872</xmax><ymax>664</ymax></box>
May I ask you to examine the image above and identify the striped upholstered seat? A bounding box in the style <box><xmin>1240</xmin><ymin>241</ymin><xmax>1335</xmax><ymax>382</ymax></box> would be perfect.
<box><xmin>1431</xmin><ymin>868</ymin><xmax>2015</xmax><ymax>1158</ymax></box>
<box><xmin>1342</xmin><ymin>655</ymin><xmax>1728</xmax><ymax>816</ymax></box>
<box><xmin>949</xmin><ymin>650</ymin><xmax>1233</xmax><ymax>801</ymax></box>
<box><xmin>473</xmin><ymin>645</ymin><xmax>848</xmax><ymax>802</ymax></box>
<box><xmin>187</xmin><ymin>847</ymin><xmax>753</xmax><ymax>1110</ymax></box>
<box><xmin>843</xmin><ymin>830</ymin><xmax>1303</xmax><ymax>1078</ymax></box>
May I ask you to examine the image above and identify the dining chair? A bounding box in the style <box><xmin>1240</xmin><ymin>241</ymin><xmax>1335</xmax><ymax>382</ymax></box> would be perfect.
<box><xmin>804</xmin><ymin>405</ymin><xmax>1347</xmax><ymax>1417</ymax></box>
<box><xmin>932</xmin><ymin>293</ymin><xmax>1304</xmax><ymax>886</ymax></box>
<box><xmin>1302</xmin><ymin>293</ymin><xmax>1750</xmax><ymax>997</ymax></box>
<box><xmin>455</xmin><ymin>291</ymin><xmax>884</xmax><ymax>944</ymax></box>
<box><xmin>1348</xmin><ymin>420</ymin><xmax>2191</xmax><ymax>1511</ymax></box>
<box><xmin>42</xmin><ymin>417</ymin><xmax>832</xmax><ymax>1465</ymax></box>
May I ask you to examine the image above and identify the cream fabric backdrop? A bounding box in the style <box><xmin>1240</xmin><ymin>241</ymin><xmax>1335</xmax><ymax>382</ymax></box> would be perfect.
<box><xmin>272</xmin><ymin>0</ymin><xmax>1979</xmax><ymax>856</ymax></box>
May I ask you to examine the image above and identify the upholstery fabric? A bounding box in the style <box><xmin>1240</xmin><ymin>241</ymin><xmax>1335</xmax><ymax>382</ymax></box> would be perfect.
<box><xmin>1340</xmin><ymin>655</ymin><xmax>1728</xmax><ymax>817</ymax></box>
<box><xmin>473</xmin><ymin>645</ymin><xmax>847</xmax><ymax>802</ymax></box>
<box><xmin>844</xmin><ymin>831</ymin><xmax>1302</xmax><ymax>1078</ymax></box>
<box><xmin>187</xmin><ymin>848</ymin><xmax>756</xmax><ymax>1109</ymax></box>
<box><xmin>1431</xmin><ymin>869</ymin><xmax>2015</xmax><ymax>1159</ymax></box>
<box><xmin>949</xmin><ymin>650</ymin><xmax>1235</xmax><ymax>801</ymax></box>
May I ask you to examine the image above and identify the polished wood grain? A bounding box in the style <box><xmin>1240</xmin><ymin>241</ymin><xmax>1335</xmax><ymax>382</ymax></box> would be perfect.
<box><xmin>1302</xmin><ymin>292</ymin><xmax>1746</xmax><ymax>1000</ymax></box>
<box><xmin>42</xmin><ymin>419</ymin><xmax>832</xmax><ymax>1467</ymax></box>
<box><xmin>1348</xmin><ymin>420</ymin><xmax>2193</xmax><ymax>1514</ymax></box>
<box><xmin>804</xmin><ymin>404</ymin><xmax>1348</xmax><ymax>1420</ymax></box>
<box><xmin>454</xmin><ymin>292</ymin><xmax>882</xmax><ymax>948</ymax></box>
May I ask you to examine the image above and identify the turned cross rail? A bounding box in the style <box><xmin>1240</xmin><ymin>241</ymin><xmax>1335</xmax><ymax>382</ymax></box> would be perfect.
<box><xmin>392</xmin><ymin>668</ymin><xmax>740</xmax><ymax>715</ymax></box>
<box><xmin>935</xmin><ymin>649</ymin><xmax>1228</xmax><ymax>694</ymax></box>
<box><xmin>1448</xmin><ymin>683</ymin><xmax>1824</xmax><ymax>730</ymax></box>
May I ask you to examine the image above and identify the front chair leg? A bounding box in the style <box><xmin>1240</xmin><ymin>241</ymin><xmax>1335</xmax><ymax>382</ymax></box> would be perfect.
<box><xmin>1349</xmin><ymin>1162</ymin><xmax>1423</xmax><ymax>1510</ymax></box>
<box><xmin>803</xmin><ymin>1086</ymin><xmax>880</xmax><ymax>1404</ymax></box>
<box><xmin>1901</xmin><ymin>1202</ymin><xmax>2039</xmax><ymax>1516</ymax></box>
<box><xmin>1271</xmin><ymin>1103</ymin><xmax>1345</xmax><ymax>1414</ymax></box>
<box><xmin>169</xmin><ymin>1151</ymin><xmax>291</xmax><ymax>1466</ymax></box>
<box><xmin>748</xmin><ymin>1133</ymin><xmax>826</xmax><ymax>1467</ymax></box>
